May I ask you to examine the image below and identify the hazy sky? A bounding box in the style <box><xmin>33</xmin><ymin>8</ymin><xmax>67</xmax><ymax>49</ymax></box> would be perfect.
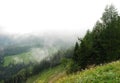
<box><xmin>0</xmin><ymin>0</ymin><xmax>120</xmax><ymax>36</ymax></box>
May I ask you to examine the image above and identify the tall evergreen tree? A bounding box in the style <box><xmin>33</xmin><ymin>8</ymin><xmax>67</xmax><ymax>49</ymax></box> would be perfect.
<box><xmin>73</xmin><ymin>42</ymin><xmax>79</xmax><ymax>63</ymax></box>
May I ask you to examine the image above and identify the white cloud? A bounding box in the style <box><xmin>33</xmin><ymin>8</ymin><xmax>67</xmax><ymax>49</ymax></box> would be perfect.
<box><xmin>0</xmin><ymin>0</ymin><xmax>119</xmax><ymax>36</ymax></box>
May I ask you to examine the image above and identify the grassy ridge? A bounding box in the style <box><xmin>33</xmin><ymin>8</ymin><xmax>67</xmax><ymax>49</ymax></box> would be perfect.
<box><xmin>56</xmin><ymin>61</ymin><xmax>120</xmax><ymax>83</ymax></box>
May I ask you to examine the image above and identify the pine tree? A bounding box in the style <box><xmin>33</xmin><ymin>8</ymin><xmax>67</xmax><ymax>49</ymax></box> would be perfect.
<box><xmin>73</xmin><ymin>42</ymin><xmax>79</xmax><ymax>63</ymax></box>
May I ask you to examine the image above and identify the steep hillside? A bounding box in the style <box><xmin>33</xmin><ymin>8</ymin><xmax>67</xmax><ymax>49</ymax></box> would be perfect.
<box><xmin>56</xmin><ymin>61</ymin><xmax>120</xmax><ymax>83</ymax></box>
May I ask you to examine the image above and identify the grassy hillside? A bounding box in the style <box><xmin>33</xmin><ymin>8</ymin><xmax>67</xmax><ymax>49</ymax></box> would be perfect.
<box><xmin>3</xmin><ymin>47</ymin><xmax>58</xmax><ymax>67</ymax></box>
<box><xmin>28</xmin><ymin>60</ymin><xmax>120</xmax><ymax>83</ymax></box>
<box><xmin>26</xmin><ymin>65</ymin><xmax>66</xmax><ymax>83</ymax></box>
<box><xmin>3</xmin><ymin>52</ymin><xmax>33</xmax><ymax>66</ymax></box>
<box><xmin>56</xmin><ymin>61</ymin><xmax>120</xmax><ymax>83</ymax></box>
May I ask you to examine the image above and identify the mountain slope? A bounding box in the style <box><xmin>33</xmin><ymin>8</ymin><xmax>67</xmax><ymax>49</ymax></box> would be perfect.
<box><xmin>56</xmin><ymin>61</ymin><xmax>120</xmax><ymax>83</ymax></box>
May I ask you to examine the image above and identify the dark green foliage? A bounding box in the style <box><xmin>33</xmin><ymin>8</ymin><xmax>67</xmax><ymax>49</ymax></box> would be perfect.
<box><xmin>70</xmin><ymin>5</ymin><xmax>120</xmax><ymax>72</ymax></box>
<box><xmin>73</xmin><ymin>42</ymin><xmax>79</xmax><ymax>63</ymax></box>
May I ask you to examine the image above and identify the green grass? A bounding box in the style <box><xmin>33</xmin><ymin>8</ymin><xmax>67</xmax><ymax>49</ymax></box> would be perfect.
<box><xmin>56</xmin><ymin>61</ymin><xmax>120</xmax><ymax>83</ymax></box>
<box><xmin>3</xmin><ymin>47</ymin><xmax>58</xmax><ymax>67</ymax></box>
<box><xmin>26</xmin><ymin>65</ymin><xmax>66</xmax><ymax>83</ymax></box>
<box><xmin>27</xmin><ymin>60</ymin><xmax>120</xmax><ymax>83</ymax></box>
<box><xmin>3</xmin><ymin>52</ymin><xmax>34</xmax><ymax>66</ymax></box>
